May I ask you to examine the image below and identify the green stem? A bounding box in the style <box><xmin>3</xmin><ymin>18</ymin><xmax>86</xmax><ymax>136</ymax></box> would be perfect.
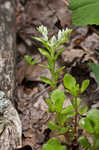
<box><xmin>50</xmin><ymin>57</ymin><xmax>57</xmax><ymax>89</ymax></box>
<box><xmin>74</xmin><ymin>96</ymin><xmax>78</xmax><ymax>138</ymax></box>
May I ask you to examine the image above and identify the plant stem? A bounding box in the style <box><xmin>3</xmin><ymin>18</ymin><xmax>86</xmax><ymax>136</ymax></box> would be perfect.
<box><xmin>74</xmin><ymin>96</ymin><xmax>78</xmax><ymax>138</ymax></box>
<box><xmin>50</xmin><ymin>56</ymin><xmax>57</xmax><ymax>89</ymax></box>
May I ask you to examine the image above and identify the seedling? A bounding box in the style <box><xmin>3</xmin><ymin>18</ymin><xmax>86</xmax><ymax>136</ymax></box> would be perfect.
<box><xmin>78</xmin><ymin>109</ymin><xmax>99</xmax><ymax>150</ymax></box>
<box><xmin>46</xmin><ymin>89</ymin><xmax>75</xmax><ymax>137</ymax></box>
<box><xmin>64</xmin><ymin>74</ymin><xmax>90</xmax><ymax>138</ymax></box>
<box><xmin>42</xmin><ymin>89</ymin><xmax>75</xmax><ymax>150</ymax></box>
<box><xmin>42</xmin><ymin>74</ymin><xmax>90</xmax><ymax>149</ymax></box>
<box><xmin>33</xmin><ymin>25</ymin><xmax>72</xmax><ymax>88</ymax></box>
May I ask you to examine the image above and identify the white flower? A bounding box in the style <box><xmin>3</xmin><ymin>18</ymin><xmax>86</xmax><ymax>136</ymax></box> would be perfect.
<box><xmin>49</xmin><ymin>35</ymin><xmax>57</xmax><ymax>47</ymax></box>
<box><xmin>58</xmin><ymin>30</ymin><xmax>62</xmax><ymax>41</ymax></box>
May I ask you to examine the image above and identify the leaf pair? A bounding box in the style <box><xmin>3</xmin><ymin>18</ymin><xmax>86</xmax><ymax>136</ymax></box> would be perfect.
<box><xmin>64</xmin><ymin>73</ymin><xmax>90</xmax><ymax>96</ymax></box>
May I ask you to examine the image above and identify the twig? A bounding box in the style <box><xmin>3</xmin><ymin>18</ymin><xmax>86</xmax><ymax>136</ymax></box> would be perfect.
<box><xmin>62</xmin><ymin>0</ymin><xmax>69</xmax><ymax>6</ymax></box>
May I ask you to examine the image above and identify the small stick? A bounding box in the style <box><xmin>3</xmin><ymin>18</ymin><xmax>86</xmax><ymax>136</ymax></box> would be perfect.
<box><xmin>62</xmin><ymin>0</ymin><xmax>69</xmax><ymax>6</ymax></box>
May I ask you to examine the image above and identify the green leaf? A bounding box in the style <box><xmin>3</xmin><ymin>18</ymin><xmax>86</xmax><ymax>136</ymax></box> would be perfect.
<box><xmin>78</xmin><ymin>105</ymin><xmax>88</xmax><ymax>115</ymax></box>
<box><xmin>58</xmin><ymin>127</ymin><xmax>68</xmax><ymax>135</ymax></box>
<box><xmin>41</xmin><ymin>76</ymin><xmax>53</xmax><ymax>86</ymax></box>
<box><xmin>24</xmin><ymin>55</ymin><xmax>39</xmax><ymax>65</ymax></box>
<box><xmin>55</xmin><ymin>48</ymin><xmax>65</xmax><ymax>60</ymax></box>
<box><xmin>61</xmin><ymin>105</ymin><xmax>75</xmax><ymax>117</ymax></box>
<box><xmin>78</xmin><ymin>136</ymin><xmax>91</xmax><ymax>149</ymax></box>
<box><xmin>39</xmin><ymin>64</ymin><xmax>49</xmax><ymax>69</ymax></box>
<box><xmin>51</xmin><ymin>89</ymin><xmax>66</xmax><ymax>112</ymax></box>
<box><xmin>38</xmin><ymin>48</ymin><xmax>50</xmax><ymax>59</ymax></box>
<box><xmin>56</xmin><ymin>66</ymin><xmax>65</xmax><ymax>73</ymax></box>
<box><xmin>24</xmin><ymin>55</ymin><xmax>32</xmax><ymax>65</ymax></box>
<box><xmin>55</xmin><ymin>66</ymin><xmax>65</xmax><ymax>81</ymax></box>
<box><xmin>43</xmin><ymin>138</ymin><xmax>66</xmax><ymax>150</ymax></box>
<box><xmin>72</xmin><ymin>98</ymin><xmax>82</xmax><ymax>109</ymax></box>
<box><xmin>64</xmin><ymin>74</ymin><xmax>76</xmax><ymax>91</ymax></box>
<box><xmin>48</xmin><ymin>122</ymin><xmax>59</xmax><ymax>130</ymax></box>
<box><xmin>80</xmin><ymin>80</ymin><xmax>90</xmax><ymax>94</ymax></box>
<box><xmin>69</xmin><ymin>0</ymin><xmax>99</xmax><ymax>26</ymax></box>
<box><xmin>88</xmin><ymin>62</ymin><xmax>99</xmax><ymax>86</ymax></box>
<box><xmin>56</xmin><ymin>113</ymin><xmax>68</xmax><ymax>126</ymax></box>
<box><xmin>79</xmin><ymin>117</ymin><xmax>94</xmax><ymax>134</ymax></box>
<box><xmin>33</xmin><ymin>37</ymin><xmax>50</xmax><ymax>50</ymax></box>
<box><xmin>95</xmin><ymin>138</ymin><xmax>99</xmax><ymax>149</ymax></box>
<box><xmin>71</xmin><ymin>84</ymin><xmax>80</xmax><ymax>96</ymax></box>
<box><xmin>46</xmin><ymin>98</ymin><xmax>55</xmax><ymax>113</ymax></box>
<box><xmin>87</xmin><ymin>109</ymin><xmax>99</xmax><ymax>134</ymax></box>
<box><xmin>79</xmin><ymin>109</ymin><xmax>99</xmax><ymax>135</ymax></box>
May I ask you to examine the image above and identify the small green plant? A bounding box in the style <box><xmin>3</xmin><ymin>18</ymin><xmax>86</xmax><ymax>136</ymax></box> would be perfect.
<box><xmin>46</xmin><ymin>89</ymin><xmax>75</xmax><ymax>138</ymax></box>
<box><xmin>64</xmin><ymin>74</ymin><xmax>89</xmax><ymax>138</ymax></box>
<box><xmin>78</xmin><ymin>109</ymin><xmax>99</xmax><ymax>150</ymax></box>
<box><xmin>42</xmin><ymin>74</ymin><xmax>90</xmax><ymax>150</ymax></box>
<box><xmin>26</xmin><ymin>25</ymin><xmax>99</xmax><ymax>150</ymax></box>
<box><xmin>32</xmin><ymin>25</ymin><xmax>92</xmax><ymax>149</ymax></box>
<box><xmin>33</xmin><ymin>25</ymin><xmax>72</xmax><ymax>88</ymax></box>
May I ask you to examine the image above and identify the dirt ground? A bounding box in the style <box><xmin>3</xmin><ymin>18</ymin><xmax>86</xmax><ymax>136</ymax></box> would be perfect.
<box><xmin>16</xmin><ymin>0</ymin><xmax>99</xmax><ymax>149</ymax></box>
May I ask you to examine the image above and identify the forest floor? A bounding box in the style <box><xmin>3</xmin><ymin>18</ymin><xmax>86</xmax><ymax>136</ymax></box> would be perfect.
<box><xmin>16</xmin><ymin>0</ymin><xmax>99</xmax><ymax>149</ymax></box>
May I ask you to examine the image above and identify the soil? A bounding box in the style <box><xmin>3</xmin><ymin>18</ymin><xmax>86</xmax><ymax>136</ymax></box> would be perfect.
<box><xmin>16</xmin><ymin>0</ymin><xmax>99</xmax><ymax>149</ymax></box>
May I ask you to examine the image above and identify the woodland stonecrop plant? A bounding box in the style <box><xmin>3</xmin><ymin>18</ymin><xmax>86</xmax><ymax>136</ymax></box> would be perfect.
<box><xmin>33</xmin><ymin>25</ymin><xmax>72</xmax><ymax>88</ymax></box>
<box><xmin>43</xmin><ymin>74</ymin><xmax>90</xmax><ymax>150</ymax></box>
<box><xmin>32</xmin><ymin>25</ymin><xmax>93</xmax><ymax>150</ymax></box>
<box><xmin>26</xmin><ymin>25</ymin><xmax>99</xmax><ymax>150</ymax></box>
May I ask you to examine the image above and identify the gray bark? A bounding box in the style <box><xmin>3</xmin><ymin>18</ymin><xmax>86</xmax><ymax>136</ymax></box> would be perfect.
<box><xmin>0</xmin><ymin>0</ymin><xmax>22</xmax><ymax>149</ymax></box>
<box><xmin>0</xmin><ymin>0</ymin><xmax>16</xmax><ymax>101</ymax></box>
<box><xmin>0</xmin><ymin>91</ymin><xmax>22</xmax><ymax>150</ymax></box>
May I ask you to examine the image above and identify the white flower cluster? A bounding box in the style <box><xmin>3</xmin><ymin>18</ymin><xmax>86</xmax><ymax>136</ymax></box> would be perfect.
<box><xmin>49</xmin><ymin>28</ymin><xmax>72</xmax><ymax>47</ymax></box>
<box><xmin>37</xmin><ymin>25</ymin><xmax>72</xmax><ymax>48</ymax></box>
<box><xmin>58</xmin><ymin>28</ymin><xmax>70</xmax><ymax>41</ymax></box>
<box><xmin>37</xmin><ymin>25</ymin><xmax>48</xmax><ymax>41</ymax></box>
